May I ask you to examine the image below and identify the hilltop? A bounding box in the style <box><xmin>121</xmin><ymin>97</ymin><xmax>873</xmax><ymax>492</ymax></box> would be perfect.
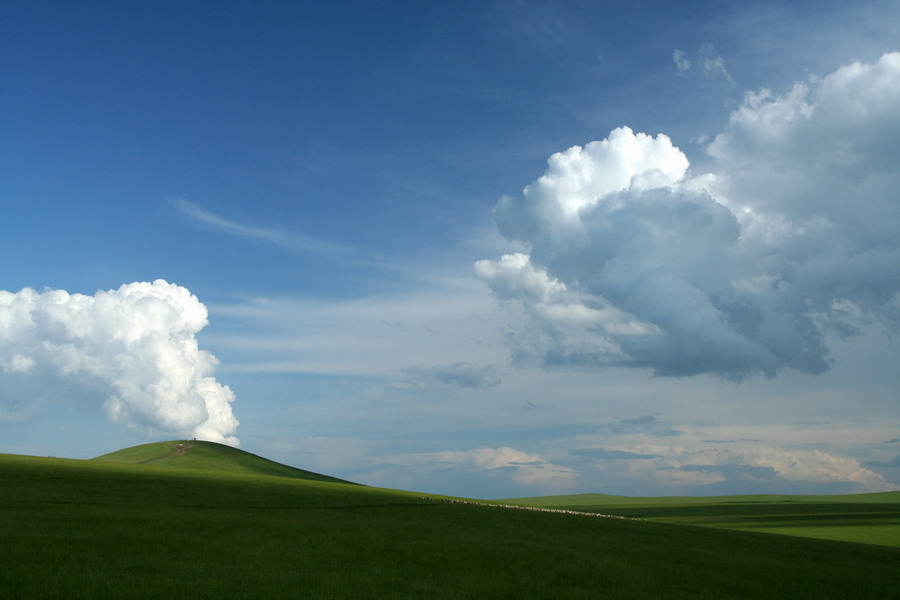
<box><xmin>92</xmin><ymin>439</ymin><xmax>355</xmax><ymax>484</ymax></box>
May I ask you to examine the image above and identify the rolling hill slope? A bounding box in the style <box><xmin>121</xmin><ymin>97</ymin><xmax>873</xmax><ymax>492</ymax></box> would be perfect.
<box><xmin>92</xmin><ymin>440</ymin><xmax>354</xmax><ymax>484</ymax></box>
<box><xmin>2</xmin><ymin>448</ymin><xmax>899</xmax><ymax>598</ymax></box>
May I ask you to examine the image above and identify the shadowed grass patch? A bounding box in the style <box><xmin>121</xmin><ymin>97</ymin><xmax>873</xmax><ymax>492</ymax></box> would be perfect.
<box><xmin>505</xmin><ymin>492</ymin><xmax>900</xmax><ymax>547</ymax></box>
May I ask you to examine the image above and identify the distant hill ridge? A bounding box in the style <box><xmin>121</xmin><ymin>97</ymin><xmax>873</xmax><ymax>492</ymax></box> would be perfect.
<box><xmin>92</xmin><ymin>440</ymin><xmax>355</xmax><ymax>485</ymax></box>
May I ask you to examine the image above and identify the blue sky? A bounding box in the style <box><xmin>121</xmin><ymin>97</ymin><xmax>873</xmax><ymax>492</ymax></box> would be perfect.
<box><xmin>2</xmin><ymin>1</ymin><xmax>899</xmax><ymax>498</ymax></box>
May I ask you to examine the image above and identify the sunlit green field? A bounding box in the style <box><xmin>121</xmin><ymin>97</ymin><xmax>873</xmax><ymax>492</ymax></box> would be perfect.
<box><xmin>2</xmin><ymin>444</ymin><xmax>898</xmax><ymax>599</ymax></box>
<box><xmin>505</xmin><ymin>491</ymin><xmax>900</xmax><ymax>547</ymax></box>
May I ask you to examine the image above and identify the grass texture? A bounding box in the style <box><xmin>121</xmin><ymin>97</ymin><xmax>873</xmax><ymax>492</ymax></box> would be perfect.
<box><xmin>2</xmin><ymin>445</ymin><xmax>899</xmax><ymax>599</ymax></box>
<box><xmin>505</xmin><ymin>492</ymin><xmax>900</xmax><ymax>547</ymax></box>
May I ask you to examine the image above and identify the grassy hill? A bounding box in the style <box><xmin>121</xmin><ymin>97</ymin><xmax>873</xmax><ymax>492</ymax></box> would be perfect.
<box><xmin>92</xmin><ymin>440</ymin><xmax>354</xmax><ymax>484</ymax></box>
<box><xmin>503</xmin><ymin>492</ymin><xmax>900</xmax><ymax>547</ymax></box>
<box><xmin>2</xmin><ymin>450</ymin><xmax>899</xmax><ymax>599</ymax></box>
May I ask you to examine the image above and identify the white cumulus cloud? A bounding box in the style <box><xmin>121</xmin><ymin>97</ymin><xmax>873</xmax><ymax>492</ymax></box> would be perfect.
<box><xmin>0</xmin><ymin>280</ymin><xmax>239</xmax><ymax>445</ymax></box>
<box><xmin>478</xmin><ymin>53</ymin><xmax>900</xmax><ymax>379</ymax></box>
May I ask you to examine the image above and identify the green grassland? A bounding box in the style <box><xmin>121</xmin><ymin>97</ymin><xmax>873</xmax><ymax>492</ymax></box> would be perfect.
<box><xmin>2</xmin><ymin>443</ymin><xmax>899</xmax><ymax>599</ymax></box>
<box><xmin>504</xmin><ymin>492</ymin><xmax>900</xmax><ymax>547</ymax></box>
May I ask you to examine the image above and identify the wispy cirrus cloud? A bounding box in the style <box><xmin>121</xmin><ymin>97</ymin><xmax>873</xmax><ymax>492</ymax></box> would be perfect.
<box><xmin>673</xmin><ymin>49</ymin><xmax>691</xmax><ymax>77</ymax></box>
<box><xmin>569</xmin><ymin>447</ymin><xmax>662</xmax><ymax>460</ymax></box>
<box><xmin>172</xmin><ymin>199</ymin><xmax>351</xmax><ymax>256</ymax></box>
<box><xmin>402</xmin><ymin>362</ymin><xmax>501</xmax><ymax>390</ymax></box>
<box><xmin>205</xmin><ymin>271</ymin><xmax>503</xmax><ymax>378</ymax></box>
<box><xmin>672</xmin><ymin>44</ymin><xmax>733</xmax><ymax>82</ymax></box>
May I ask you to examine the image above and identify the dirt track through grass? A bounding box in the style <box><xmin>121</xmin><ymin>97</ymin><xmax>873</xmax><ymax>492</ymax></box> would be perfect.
<box><xmin>138</xmin><ymin>442</ymin><xmax>194</xmax><ymax>464</ymax></box>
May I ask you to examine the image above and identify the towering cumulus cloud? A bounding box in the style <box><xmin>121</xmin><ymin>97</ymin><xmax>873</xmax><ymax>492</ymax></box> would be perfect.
<box><xmin>0</xmin><ymin>280</ymin><xmax>239</xmax><ymax>445</ymax></box>
<box><xmin>476</xmin><ymin>53</ymin><xmax>900</xmax><ymax>379</ymax></box>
